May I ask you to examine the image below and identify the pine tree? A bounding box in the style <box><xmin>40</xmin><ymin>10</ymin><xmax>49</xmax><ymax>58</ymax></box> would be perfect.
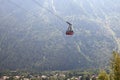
<box><xmin>98</xmin><ymin>70</ymin><xmax>109</xmax><ymax>80</ymax></box>
<box><xmin>110</xmin><ymin>51</ymin><xmax>120</xmax><ymax>80</ymax></box>
<box><xmin>109</xmin><ymin>73</ymin><xmax>114</xmax><ymax>80</ymax></box>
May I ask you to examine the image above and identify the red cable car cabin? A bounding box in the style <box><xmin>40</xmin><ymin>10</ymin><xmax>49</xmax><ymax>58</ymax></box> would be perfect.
<box><xmin>66</xmin><ymin>30</ymin><xmax>74</xmax><ymax>35</ymax></box>
<box><xmin>66</xmin><ymin>22</ymin><xmax>74</xmax><ymax>35</ymax></box>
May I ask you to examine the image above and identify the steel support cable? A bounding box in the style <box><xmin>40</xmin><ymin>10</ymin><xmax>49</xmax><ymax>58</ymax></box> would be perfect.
<box><xmin>32</xmin><ymin>0</ymin><xmax>68</xmax><ymax>33</ymax></box>
<box><xmin>8</xmin><ymin>0</ymin><xmax>38</xmax><ymax>18</ymax></box>
<box><xmin>32</xmin><ymin>0</ymin><xmax>68</xmax><ymax>23</ymax></box>
<box><xmin>6</xmin><ymin>0</ymin><xmax>70</xmax><ymax>34</ymax></box>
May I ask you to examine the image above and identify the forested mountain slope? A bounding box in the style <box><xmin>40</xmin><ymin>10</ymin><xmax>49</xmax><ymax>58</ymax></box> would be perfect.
<box><xmin>0</xmin><ymin>0</ymin><xmax>120</xmax><ymax>71</ymax></box>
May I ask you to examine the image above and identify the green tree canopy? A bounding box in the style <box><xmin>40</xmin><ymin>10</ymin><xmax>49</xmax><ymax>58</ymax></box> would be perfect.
<box><xmin>98</xmin><ymin>70</ymin><xmax>109</xmax><ymax>80</ymax></box>
<box><xmin>110</xmin><ymin>51</ymin><xmax>120</xmax><ymax>80</ymax></box>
